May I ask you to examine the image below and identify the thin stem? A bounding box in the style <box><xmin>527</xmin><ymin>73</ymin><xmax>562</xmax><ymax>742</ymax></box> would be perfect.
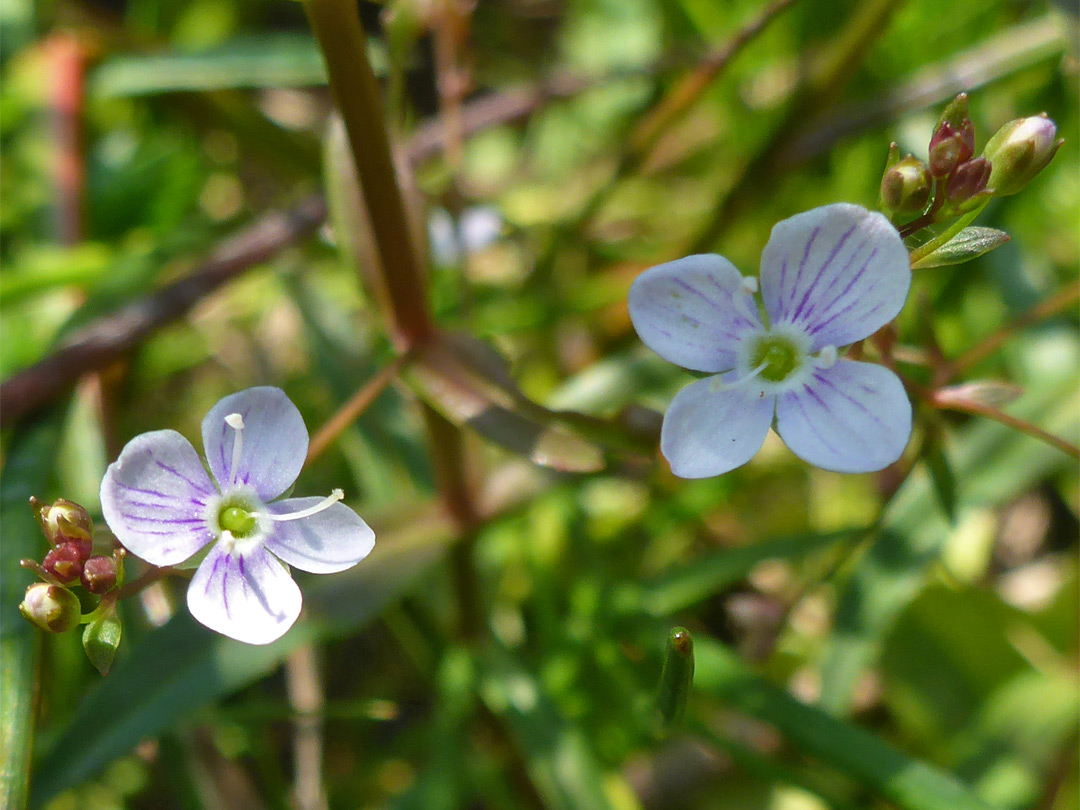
<box><xmin>306</xmin><ymin>352</ymin><xmax>412</xmax><ymax>464</ymax></box>
<box><xmin>947</xmin><ymin>280</ymin><xmax>1080</xmax><ymax>379</ymax></box>
<box><xmin>303</xmin><ymin>0</ymin><xmax>435</xmax><ymax>347</ymax></box>
<box><xmin>115</xmin><ymin>565</ymin><xmax>183</xmax><ymax>601</ymax></box>
<box><xmin>933</xmin><ymin>395</ymin><xmax>1080</xmax><ymax>460</ymax></box>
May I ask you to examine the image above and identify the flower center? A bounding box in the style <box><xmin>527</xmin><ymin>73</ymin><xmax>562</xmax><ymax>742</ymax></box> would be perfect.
<box><xmin>748</xmin><ymin>334</ymin><xmax>802</xmax><ymax>382</ymax></box>
<box><xmin>219</xmin><ymin>505</ymin><xmax>258</xmax><ymax>537</ymax></box>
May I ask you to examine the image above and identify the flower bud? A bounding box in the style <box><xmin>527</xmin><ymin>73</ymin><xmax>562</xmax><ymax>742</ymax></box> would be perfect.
<box><xmin>945</xmin><ymin>157</ymin><xmax>992</xmax><ymax>204</ymax></box>
<box><xmin>929</xmin><ymin>95</ymin><xmax>976</xmax><ymax>177</ymax></box>
<box><xmin>42</xmin><ymin>543</ymin><xmax>84</xmax><ymax>586</ymax></box>
<box><xmin>32</xmin><ymin>497</ymin><xmax>94</xmax><ymax>548</ymax></box>
<box><xmin>984</xmin><ymin>114</ymin><xmax>1061</xmax><ymax>195</ymax></box>
<box><xmin>881</xmin><ymin>155</ymin><xmax>932</xmax><ymax>213</ymax></box>
<box><xmin>81</xmin><ymin>556</ymin><xmax>118</xmax><ymax>594</ymax></box>
<box><xmin>20</xmin><ymin>583</ymin><xmax>81</xmax><ymax>633</ymax></box>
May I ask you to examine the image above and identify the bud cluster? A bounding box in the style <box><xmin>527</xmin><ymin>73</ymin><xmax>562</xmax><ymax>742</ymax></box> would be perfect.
<box><xmin>19</xmin><ymin>497</ymin><xmax>123</xmax><ymax>635</ymax></box>
<box><xmin>880</xmin><ymin>93</ymin><xmax>1061</xmax><ymax>230</ymax></box>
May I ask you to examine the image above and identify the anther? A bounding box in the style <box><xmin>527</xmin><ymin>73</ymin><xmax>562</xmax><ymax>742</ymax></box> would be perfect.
<box><xmin>814</xmin><ymin>345</ymin><xmax>837</xmax><ymax>369</ymax></box>
<box><xmin>740</xmin><ymin>276</ymin><xmax>759</xmax><ymax>294</ymax></box>
<box><xmin>225</xmin><ymin>413</ymin><xmax>245</xmax><ymax>485</ymax></box>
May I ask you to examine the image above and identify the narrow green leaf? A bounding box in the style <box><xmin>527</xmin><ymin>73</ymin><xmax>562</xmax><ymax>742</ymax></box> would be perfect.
<box><xmin>479</xmin><ymin>647</ymin><xmax>640</xmax><ymax>810</ymax></box>
<box><xmin>924</xmin><ymin>441</ymin><xmax>957</xmax><ymax>524</ymax></box>
<box><xmin>911</xmin><ymin>226</ymin><xmax>1011</xmax><ymax>268</ymax></box>
<box><xmin>639</xmin><ymin>528</ymin><xmax>860</xmax><ymax>616</ymax></box>
<box><xmin>654</xmin><ymin>627</ymin><xmax>694</xmax><ymax>737</ymax></box>
<box><xmin>694</xmin><ymin>638</ymin><xmax>995</xmax><ymax>810</ymax></box>
<box><xmin>1</xmin><ymin>409</ymin><xmax>64</xmax><ymax>810</ymax></box>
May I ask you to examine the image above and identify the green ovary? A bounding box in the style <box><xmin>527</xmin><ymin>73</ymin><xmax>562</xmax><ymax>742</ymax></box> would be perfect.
<box><xmin>750</xmin><ymin>336</ymin><xmax>802</xmax><ymax>382</ymax></box>
<box><xmin>219</xmin><ymin>506</ymin><xmax>257</xmax><ymax>537</ymax></box>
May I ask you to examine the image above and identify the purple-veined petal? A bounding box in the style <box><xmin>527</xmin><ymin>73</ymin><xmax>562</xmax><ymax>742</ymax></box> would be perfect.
<box><xmin>265</xmin><ymin>499</ymin><xmax>375</xmax><ymax>574</ymax></box>
<box><xmin>775</xmin><ymin>359</ymin><xmax>911</xmax><ymax>473</ymax></box>
<box><xmin>628</xmin><ymin>254</ymin><xmax>762</xmax><ymax>372</ymax></box>
<box><xmin>203</xmin><ymin>387</ymin><xmax>308</xmax><ymax>501</ymax></box>
<box><xmin>100</xmin><ymin>430</ymin><xmax>216</xmax><ymax>566</ymax></box>
<box><xmin>186</xmin><ymin>544</ymin><xmax>302</xmax><ymax>645</ymax></box>
<box><xmin>660</xmin><ymin>374</ymin><xmax>775</xmax><ymax>478</ymax></box>
<box><xmin>759</xmin><ymin>204</ymin><xmax>910</xmax><ymax>349</ymax></box>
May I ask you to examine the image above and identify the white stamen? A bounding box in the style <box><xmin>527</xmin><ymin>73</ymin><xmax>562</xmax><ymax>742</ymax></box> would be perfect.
<box><xmin>814</xmin><ymin>345</ymin><xmax>838</xmax><ymax>369</ymax></box>
<box><xmin>225</xmin><ymin>412</ymin><xmax>244</xmax><ymax>485</ymax></box>
<box><xmin>740</xmin><ymin>276</ymin><xmax>759</xmax><ymax>294</ymax></box>
<box><xmin>267</xmin><ymin>489</ymin><xmax>344</xmax><ymax>522</ymax></box>
<box><xmin>219</xmin><ymin>529</ymin><xmax>236</xmax><ymax>553</ymax></box>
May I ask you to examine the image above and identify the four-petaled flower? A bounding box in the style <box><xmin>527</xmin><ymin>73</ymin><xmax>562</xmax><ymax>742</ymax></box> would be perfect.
<box><xmin>629</xmin><ymin>203</ymin><xmax>913</xmax><ymax>477</ymax></box>
<box><xmin>101</xmin><ymin>387</ymin><xmax>375</xmax><ymax>644</ymax></box>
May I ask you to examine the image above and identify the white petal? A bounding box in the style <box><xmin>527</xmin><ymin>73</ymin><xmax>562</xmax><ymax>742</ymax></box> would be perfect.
<box><xmin>100</xmin><ymin>430</ymin><xmax>216</xmax><ymax>566</ymax></box>
<box><xmin>759</xmin><ymin>204</ymin><xmax>910</xmax><ymax>349</ymax></box>
<box><xmin>660</xmin><ymin>375</ymin><xmax>775</xmax><ymax>478</ymax></box>
<box><xmin>775</xmin><ymin>359</ymin><xmax>912</xmax><ymax>473</ymax></box>
<box><xmin>186</xmin><ymin>544</ymin><xmax>302</xmax><ymax>645</ymax></box>
<box><xmin>202</xmin><ymin>387</ymin><xmax>308</xmax><ymax>501</ymax></box>
<box><xmin>628</xmin><ymin>254</ymin><xmax>761</xmax><ymax>372</ymax></box>
<box><xmin>265</xmin><ymin>499</ymin><xmax>375</xmax><ymax>574</ymax></box>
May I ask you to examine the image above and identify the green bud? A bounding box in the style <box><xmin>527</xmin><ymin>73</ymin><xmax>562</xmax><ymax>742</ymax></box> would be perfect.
<box><xmin>984</xmin><ymin>114</ymin><xmax>1061</xmax><ymax>195</ymax></box>
<box><xmin>654</xmin><ymin>627</ymin><xmax>694</xmax><ymax>737</ymax></box>
<box><xmin>20</xmin><ymin>583</ymin><xmax>81</xmax><ymax>633</ymax></box>
<box><xmin>83</xmin><ymin>604</ymin><xmax>122</xmax><ymax>676</ymax></box>
<box><xmin>881</xmin><ymin>155</ymin><xmax>932</xmax><ymax>214</ymax></box>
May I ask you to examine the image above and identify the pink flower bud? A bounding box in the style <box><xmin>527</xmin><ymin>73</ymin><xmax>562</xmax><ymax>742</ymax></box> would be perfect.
<box><xmin>81</xmin><ymin>556</ymin><xmax>118</xmax><ymax>594</ymax></box>
<box><xmin>42</xmin><ymin>543</ymin><xmax>84</xmax><ymax>586</ymax></box>
<box><xmin>945</xmin><ymin>157</ymin><xmax>992</xmax><ymax>204</ymax></box>
<box><xmin>32</xmin><ymin>497</ymin><xmax>94</xmax><ymax>547</ymax></box>
<box><xmin>984</xmin><ymin>114</ymin><xmax>1061</xmax><ymax>195</ymax></box>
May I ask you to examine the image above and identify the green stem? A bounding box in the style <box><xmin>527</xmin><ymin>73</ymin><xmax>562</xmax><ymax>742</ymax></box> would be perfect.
<box><xmin>303</xmin><ymin>0</ymin><xmax>435</xmax><ymax>347</ymax></box>
<box><xmin>907</xmin><ymin>202</ymin><xmax>987</xmax><ymax>264</ymax></box>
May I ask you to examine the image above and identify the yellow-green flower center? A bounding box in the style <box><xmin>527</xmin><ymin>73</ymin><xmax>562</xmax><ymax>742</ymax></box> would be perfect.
<box><xmin>219</xmin><ymin>505</ymin><xmax>258</xmax><ymax>538</ymax></box>
<box><xmin>749</xmin><ymin>335</ymin><xmax>802</xmax><ymax>382</ymax></box>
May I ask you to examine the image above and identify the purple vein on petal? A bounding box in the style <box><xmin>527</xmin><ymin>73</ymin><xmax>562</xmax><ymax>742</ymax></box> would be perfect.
<box><xmin>805</xmin><ymin>248</ymin><xmax>881</xmax><ymax>339</ymax></box>
<box><xmin>673</xmin><ymin>278</ymin><xmax>721</xmax><ymax>312</ymax></box>
<box><xmin>153</xmin><ymin>460</ymin><xmax>214</xmax><ymax>496</ymax></box>
<box><xmin>798</xmin><ymin>239</ymin><xmax>866</xmax><ymax>325</ymax></box>
<box><xmin>790</xmin><ymin>223</ymin><xmax>858</xmax><ymax>323</ymax></box>
<box><xmin>810</xmin><ymin>371</ymin><xmax>885</xmax><ymax>426</ymax></box>
<box><xmin>791</xmin><ymin>392</ymin><xmax>841</xmax><ymax>455</ymax></box>
<box><xmin>787</xmin><ymin>226</ymin><xmax>821</xmax><ymax>313</ymax></box>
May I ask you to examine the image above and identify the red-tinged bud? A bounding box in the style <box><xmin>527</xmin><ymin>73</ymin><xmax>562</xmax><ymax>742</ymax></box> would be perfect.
<box><xmin>945</xmin><ymin>157</ymin><xmax>992</xmax><ymax>204</ymax></box>
<box><xmin>984</xmin><ymin>114</ymin><xmax>1061</xmax><ymax>195</ymax></box>
<box><xmin>32</xmin><ymin>497</ymin><xmax>93</xmax><ymax>547</ymax></box>
<box><xmin>880</xmin><ymin>155</ymin><xmax>932</xmax><ymax>213</ymax></box>
<box><xmin>928</xmin><ymin>122</ymin><xmax>969</xmax><ymax>177</ymax></box>
<box><xmin>81</xmin><ymin>556</ymin><xmax>118</xmax><ymax>594</ymax></box>
<box><xmin>42</xmin><ymin>543</ymin><xmax>84</xmax><ymax>586</ymax></box>
<box><xmin>20</xmin><ymin>583</ymin><xmax>81</xmax><ymax>633</ymax></box>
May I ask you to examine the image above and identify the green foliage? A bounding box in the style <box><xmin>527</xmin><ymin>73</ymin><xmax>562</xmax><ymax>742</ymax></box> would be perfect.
<box><xmin>1</xmin><ymin>0</ymin><xmax>1076</xmax><ymax>809</ymax></box>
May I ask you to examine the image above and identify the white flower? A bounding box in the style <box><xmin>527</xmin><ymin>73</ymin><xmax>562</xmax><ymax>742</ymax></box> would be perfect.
<box><xmin>628</xmin><ymin>203</ymin><xmax>913</xmax><ymax>477</ymax></box>
<box><xmin>100</xmin><ymin>387</ymin><xmax>375</xmax><ymax>644</ymax></box>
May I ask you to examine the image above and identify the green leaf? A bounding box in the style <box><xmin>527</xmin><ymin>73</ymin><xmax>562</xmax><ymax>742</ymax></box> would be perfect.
<box><xmin>911</xmin><ymin>226</ymin><xmax>1011</xmax><ymax>268</ymax></box>
<box><xmin>694</xmin><ymin>638</ymin><xmax>996</xmax><ymax>810</ymax></box>
<box><xmin>637</xmin><ymin>528</ymin><xmax>860</xmax><ymax>616</ymax></box>
<box><xmin>819</xmin><ymin>379</ymin><xmax>1080</xmax><ymax>715</ymax></box>
<box><xmin>82</xmin><ymin>606</ymin><xmax>122</xmax><ymax>677</ymax></box>
<box><xmin>0</xmin><ymin>409</ymin><xmax>64</xmax><ymax>810</ymax></box>
<box><xmin>479</xmin><ymin>647</ymin><xmax>640</xmax><ymax>810</ymax></box>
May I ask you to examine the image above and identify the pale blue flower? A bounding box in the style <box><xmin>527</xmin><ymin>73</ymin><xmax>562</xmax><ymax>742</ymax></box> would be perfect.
<box><xmin>629</xmin><ymin>203</ymin><xmax>913</xmax><ymax>477</ymax></box>
<box><xmin>101</xmin><ymin>387</ymin><xmax>374</xmax><ymax>644</ymax></box>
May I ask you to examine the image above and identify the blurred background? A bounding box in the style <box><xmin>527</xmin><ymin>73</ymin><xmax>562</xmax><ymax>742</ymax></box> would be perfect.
<box><xmin>1</xmin><ymin>1</ymin><xmax>1077</xmax><ymax>809</ymax></box>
